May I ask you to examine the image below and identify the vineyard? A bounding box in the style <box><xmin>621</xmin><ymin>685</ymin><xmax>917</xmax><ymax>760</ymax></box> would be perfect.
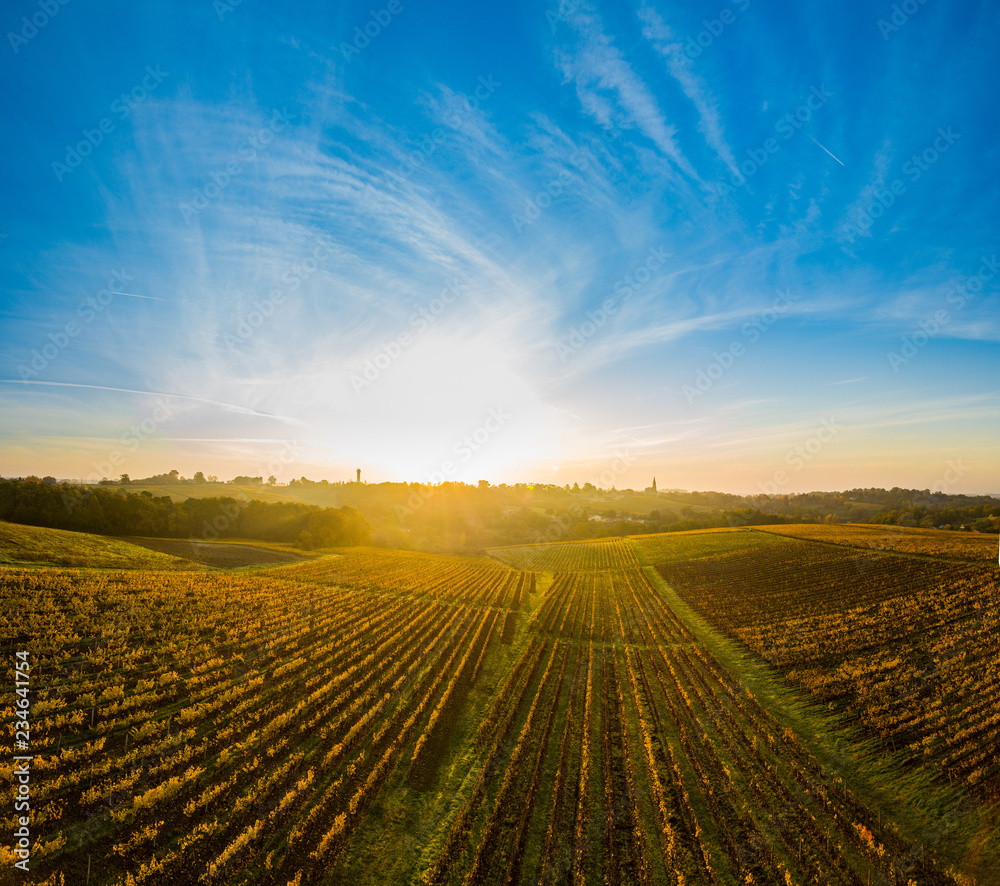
<box><xmin>0</xmin><ymin>545</ymin><xmax>531</xmax><ymax>885</ymax></box>
<box><xmin>487</xmin><ymin>537</ymin><xmax>641</xmax><ymax>572</ymax></box>
<box><xmin>1</xmin><ymin>524</ymin><xmax>994</xmax><ymax>885</ymax></box>
<box><xmin>630</xmin><ymin>527</ymin><xmax>792</xmax><ymax>565</ymax></box>
<box><xmin>752</xmin><ymin>523</ymin><xmax>999</xmax><ymax>563</ymax></box>
<box><xmin>656</xmin><ymin>531</ymin><xmax>1000</xmax><ymax>806</ymax></box>
<box><xmin>420</xmin><ymin>563</ymin><xmax>966</xmax><ymax>886</ymax></box>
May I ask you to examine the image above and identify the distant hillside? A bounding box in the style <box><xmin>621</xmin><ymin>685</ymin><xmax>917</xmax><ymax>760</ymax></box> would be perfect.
<box><xmin>4</xmin><ymin>475</ymin><xmax>996</xmax><ymax>557</ymax></box>
<box><xmin>0</xmin><ymin>521</ymin><xmax>199</xmax><ymax>569</ymax></box>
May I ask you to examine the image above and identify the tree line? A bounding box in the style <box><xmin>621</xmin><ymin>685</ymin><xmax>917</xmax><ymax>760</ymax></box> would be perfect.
<box><xmin>0</xmin><ymin>478</ymin><xmax>370</xmax><ymax>548</ymax></box>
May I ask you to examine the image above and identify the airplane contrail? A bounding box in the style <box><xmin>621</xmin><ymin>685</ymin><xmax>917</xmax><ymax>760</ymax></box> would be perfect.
<box><xmin>109</xmin><ymin>291</ymin><xmax>168</xmax><ymax>301</ymax></box>
<box><xmin>0</xmin><ymin>379</ymin><xmax>310</xmax><ymax>427</ymax></box>
<box><xmin>807</xmin><ymin>134</ymin><xmax>845</xmax><ymax>166</ymax></box>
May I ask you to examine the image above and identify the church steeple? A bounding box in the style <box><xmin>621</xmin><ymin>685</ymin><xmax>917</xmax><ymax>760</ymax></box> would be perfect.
<box><xmin>652</xmin><ymin>476</ymin><xmax>657</xmax><ymax>492</ymax></box>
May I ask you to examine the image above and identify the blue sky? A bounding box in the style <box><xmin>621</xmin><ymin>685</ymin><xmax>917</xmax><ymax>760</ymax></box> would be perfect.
<box><xmin>1</xmin><ymin>0</ymin><xmax>998</xmax><ymax>493</ymax></box>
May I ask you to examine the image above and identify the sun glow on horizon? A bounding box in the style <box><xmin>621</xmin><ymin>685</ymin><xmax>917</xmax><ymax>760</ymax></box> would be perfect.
<box><xmin>294</xmin><ymin>333</ymin><xmax>568</xmax><ymax>483</ymax></box>
<box><xmin>0</xmin><ymin>2</ymin><xmax>997</xmax><ymax>491</ymax></box>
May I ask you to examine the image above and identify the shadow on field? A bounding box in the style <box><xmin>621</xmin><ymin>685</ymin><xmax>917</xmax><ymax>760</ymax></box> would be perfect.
<box><xmin>122</xmin><ymin>537</ymin><xmax>310</xmax><ymax>568</ymax></box>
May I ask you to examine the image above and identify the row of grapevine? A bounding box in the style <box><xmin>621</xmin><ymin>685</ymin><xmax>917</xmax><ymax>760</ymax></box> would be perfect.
<box><xmin>0</xmin><ymin>548</ymin><xmax>530</xmax><ymax>885</ymax></box>
<box><xmin>422</xmin><ymin>558</ymin><xmax>967</xmax><ymax>886</ymax></box>
<box><xmin>487</xmin><ymin>536</ymin><xmax>641</xmax><ymax>572</ymax></box>
<box><xmin>657</xmin><ymin>535</ymin><xmax>1000</xmax><ymax>800</ymax></box>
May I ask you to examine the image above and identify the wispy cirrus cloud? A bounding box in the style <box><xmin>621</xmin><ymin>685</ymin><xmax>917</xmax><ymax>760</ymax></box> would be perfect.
<box><xmin>837</xmin><ymin>139</ymin><xmax>893</xmax><ymax>242</ymax></box>
<box><xmin>2</xmin><ymin>1</ymin><xmax>996</xmax><ymax>488</ymax></box>
<box><xmin>637</xmin><ymin>5</ymin><xmax>740</xmax><ymax>179</ymax></box>
<box><xmin>555</xmin><ymin>5</ymin><xmax>700</xmax><ymax>183</ymax></box>
<box><xmin>0</xmin><ymin>380</ymin><xmax>311</xmax><ymax>427</ymax></box>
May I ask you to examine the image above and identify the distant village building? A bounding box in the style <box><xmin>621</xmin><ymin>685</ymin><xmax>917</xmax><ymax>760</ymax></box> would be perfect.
<box><xmin>645</xmin><ymin>477</ymin><xmax>657</xmax><ymax>493</ymax></box>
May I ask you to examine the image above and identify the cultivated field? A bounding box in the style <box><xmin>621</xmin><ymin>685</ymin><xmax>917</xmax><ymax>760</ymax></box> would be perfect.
<box><xmin>656</xmin><ymin>531</ymin><xmax>1000</xmax><ymax>802</ymax></box>
<box><xmin>0</xmin><ymin>544</ymin><xmax>530</xmax><ymax>885</ymax></box>
<box><xmin>1</xmin><ymin>523</ymin><xmax>995</xmax><ymax>885</ymax></box>
<box><xmin>487</xmin><ymin>536</ymin><xmax>641</xmax><ymax>572</ymax></box>
<box><xmin>754</xmin><ymin>523</ymin><xmax>998</xmax><ymax>563</ymax></box>
<box><xmin>421</xmin><ymin>566</ymin><xmax>962</xmax><ymax>886</ymax></box>
<box><xmin>630</xmin><ymin>527</ymin><xmax>793</xmax><ymax>564</ymax></box>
